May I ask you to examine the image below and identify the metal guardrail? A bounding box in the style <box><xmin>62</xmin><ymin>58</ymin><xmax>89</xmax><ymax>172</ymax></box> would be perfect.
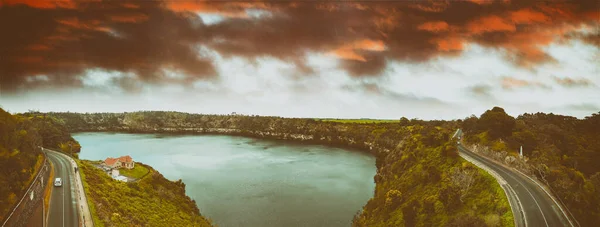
<box><xmin>1</xmin><ymin>150</ymin><xmax>48</xmax><ymax>227</ymax></box>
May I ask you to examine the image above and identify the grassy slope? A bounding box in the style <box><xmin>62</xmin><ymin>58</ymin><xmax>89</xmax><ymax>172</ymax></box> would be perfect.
<box><xmin>119</xmin><ymin>164</ymin><xmax>149</xmax><ymax>179</ymax></box>
<box><xmin>78</xmin><ymin>160</ymin><xmax>212</xmax><ymax>227</ymax></box>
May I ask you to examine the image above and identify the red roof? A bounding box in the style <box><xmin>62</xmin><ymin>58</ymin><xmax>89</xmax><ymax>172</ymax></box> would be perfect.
<box><xmin>104</xmin><ymin>155</ymin><xmax>133</xmax><ymax>166</ymax></box>
<box><xmin>104</xmin><ymin>157</ymin><xmax>118</xmax><ymax>166</ymax></box>
<box><xmin>118</xmin><ymin>155</ymin><xmax>133</xmax><ymax>163</ymax></box>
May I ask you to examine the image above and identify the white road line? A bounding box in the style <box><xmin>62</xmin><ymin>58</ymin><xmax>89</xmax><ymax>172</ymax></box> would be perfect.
<box><xmin>513</xmin><ymin>168</ymin><xmax>577</xmax><ymax>227</ymax></box>
<box><xmin>507</xmin><ymin>183</ymin><xmax>528</xmax><ymax>227</ymax></box>
<box><xmin>475</xmin><ymin>152</ymin><xmax>550</xmax><ymax>227</ymax></box>
<box><xmin>459</xmin><ymin>150</ymin><xmax>527</xmax><ymax>227</ymax></box>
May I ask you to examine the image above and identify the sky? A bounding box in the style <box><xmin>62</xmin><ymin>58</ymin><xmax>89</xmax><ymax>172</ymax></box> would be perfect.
<box><xmin>0</xmin><ymin>0</ymin><xmax>599</xmax><ymax>120</ymax></box>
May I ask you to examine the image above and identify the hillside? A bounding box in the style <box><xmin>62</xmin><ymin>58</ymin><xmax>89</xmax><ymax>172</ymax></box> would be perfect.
<box><xmin>0</xmin><ymin>108</ymin><xmax>79</xmax><ymax>222</ymax></box>
<box><xmin>461</xmin><ymin>107</ymin><xmax>600</xmax><ymax>225</ymax></box>
<box><xmin>77</xmin><ymin>160</ymin><xmax>213</xmax><ymax>226</ymax></box>
<box><xmin>47</xmin><ymin>111</ymin><xmax>513</xmax><ymax>226</ymax></box>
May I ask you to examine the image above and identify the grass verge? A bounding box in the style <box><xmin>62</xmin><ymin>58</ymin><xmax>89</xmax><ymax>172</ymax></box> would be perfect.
<box><xmin>75</xmin><ymin>159</ymin><xmax>104</xmax><ymax>227</ymax></box>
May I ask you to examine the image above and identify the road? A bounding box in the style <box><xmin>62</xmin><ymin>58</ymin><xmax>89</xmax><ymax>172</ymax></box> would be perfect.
<box><xmin>46</xmin><ymin>150</ymin><xmax>79</xmax><ymax>227</ymax></box>
<box><xmin>458</xmin><ymin>144</ymin><xmax>574</xmax><ymax>227</ymax></box>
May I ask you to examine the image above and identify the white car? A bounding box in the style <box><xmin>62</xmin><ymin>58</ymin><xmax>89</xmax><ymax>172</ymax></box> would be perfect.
<box><xmin>54</xmin><ymin>178</ymin><xmax>62</xmax><ymax>187</ymax></box>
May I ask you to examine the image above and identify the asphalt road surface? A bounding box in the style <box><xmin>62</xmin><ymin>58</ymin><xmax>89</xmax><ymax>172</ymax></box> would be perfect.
<box><xmin>458</xmin><ymin>145</ymin><xmax>574</xmax><ymax>227</ymax></box>
<box><xmin>46</xmin><ymin>150</ymin><xmax>79</xmax><ymax>227</ymax></box>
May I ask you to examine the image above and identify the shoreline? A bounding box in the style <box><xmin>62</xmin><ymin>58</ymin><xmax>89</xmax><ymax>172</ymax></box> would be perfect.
<box><xmin>70</xmin><ymin>129</ymin><xmax>380</xmax><ymax>158</ymax></box>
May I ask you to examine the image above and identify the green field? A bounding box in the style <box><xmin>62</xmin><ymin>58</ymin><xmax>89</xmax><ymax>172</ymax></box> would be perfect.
<box><xmin>119</xmin><ymin>164</ymin><xmax>150</xmax><ymax>179</ymax></box>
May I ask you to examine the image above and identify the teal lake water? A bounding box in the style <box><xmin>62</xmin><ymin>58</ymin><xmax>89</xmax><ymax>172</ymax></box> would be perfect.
<box><xmin>74</xmin><ymin>133</ymin><xmax>376</xmax><ymax>227</ymax></box>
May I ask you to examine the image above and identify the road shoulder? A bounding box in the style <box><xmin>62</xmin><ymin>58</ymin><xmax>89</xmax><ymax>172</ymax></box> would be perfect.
<box><xmin>46</xmin><ymin>149</ymin><xmax>95</xmax><ymax>227</ymax></box>
<box><xmin>459</xmin><ymin>149</ymin><xmax>526</xmax><ymax>227</ymax></box>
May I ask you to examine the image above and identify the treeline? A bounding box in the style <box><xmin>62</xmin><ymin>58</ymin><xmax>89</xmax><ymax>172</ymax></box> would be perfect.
<box><xmin>78</xmin><ymin>161</ymin><xmax>213</xmax><ymax>226</ymax></box>
<box><xmin>462</xmin><ymin>107</ymin><xmax>600</xmax><ymax>225</ymax></box>
<box><xmin>0</xmin><ymin>108</ymin><xmax>79</xmax><ymax>221</ymax></box>
<box><xmin>47</xmin><ymin>111</ymin><xmax>513</xmax><ymax>226</ymax></box>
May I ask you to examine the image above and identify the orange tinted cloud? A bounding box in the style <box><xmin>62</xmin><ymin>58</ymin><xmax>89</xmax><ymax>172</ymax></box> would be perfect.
<box><xmin>418</xmin><ymin>21</ymin><xmax>449</xmax><ymax>32</ymax></box>
<box><xmin>331</xmin><ymin>39</ymin><xmax>386</xmax><ymax>62</ymax></box>
<box><xmin>409</xmin><ymin>1</ymin><xmax>449</xmax><ymax>12</ymax></box>
<box><xmin>165</xmin><ymin>1</ymin><xmax>269</xmax><ymax>18</ymax></box>
<box><xmin>501</xmin><ymin>77</ymin><xmax>549</xmax><ymax>90</ymax></box>
<box><xmin>2</xmin><ymin>0</ymin><xmax>599</xmax><ymax>91</ymax></box>
<box><xmin>432</xmin><ymin>37</ymin><xmax>464</xmax><ymax>52</ymax></box>
<box><xmin>1</xmin><ymin>1</ymin><xmax>216</xmax><ymax>92</ymax></box>
<box><xmin>333</xmin><ymin>49</ymin><xmax>368</xmax><ymax>62</ymax></box>
<box><xmin>467</xmin><ymin>15</ymin><xmax>516</xmax><ymax>34</ymax></box>
<box><xmin>56</xmin><ymin>18</ymin><xmax>111</xmax><ymax>32</ymax></box>
<box><xmin>1</xmin><ymin>0</ymin><xmax>75</xmax><ymax>9</ymax></box>
<box><xmin>509</xmin><ymin>9</ymin><xmax>550</xmax><ymax>24</ymax></box>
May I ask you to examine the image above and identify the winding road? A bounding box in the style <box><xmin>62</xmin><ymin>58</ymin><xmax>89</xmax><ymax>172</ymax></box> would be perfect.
<box><xmin>45</xmin><ymin>150</ymin><xmax>79</xmax><ymax>227</ymax></box>
<box><xmin>458</xmin><ymin>144</ymin><xmax>575</xmax><ymax>227</ymax></box>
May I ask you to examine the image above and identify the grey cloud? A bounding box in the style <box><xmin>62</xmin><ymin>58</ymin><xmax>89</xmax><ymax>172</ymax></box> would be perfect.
<box><xmin>563</xmin><ymin>103</ymin><xmax>600</xmax><ymax>112</ymax></box>
<box><xmin>342</xmin><ymin>81</ymin><xmax>449</xmax><ymax>106</ymax></box>
<box><xmin>553</xmin><ymin>76</ymin><xmax>595</xmax><ymax>88</ymax></box>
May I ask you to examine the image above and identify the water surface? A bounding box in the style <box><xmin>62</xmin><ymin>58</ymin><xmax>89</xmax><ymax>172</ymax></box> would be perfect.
<box><xmin>74</xmin><ymin>133</ymin><xmax>376</xmax><ymax>227</ymax></box>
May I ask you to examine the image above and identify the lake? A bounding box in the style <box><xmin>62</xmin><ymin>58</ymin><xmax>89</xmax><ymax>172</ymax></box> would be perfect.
<box><xmin>74</xmin><ymin>133</ymin><xmax>376</xmax><ymax>227</ymax></box>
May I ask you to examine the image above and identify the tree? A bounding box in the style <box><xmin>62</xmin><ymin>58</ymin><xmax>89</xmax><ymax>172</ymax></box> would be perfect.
<box><xmin>512</xmin><ymin>130</ymin><xmax>537</xmax><ymax>153</ymax></box>
<box><xmin>462</xmin><ymin>115</ymin><xmax>479</xmax><ymax>134</ymax></box>
<box><xmin>450</xmin><ymin>167</ymin><xmax>476</xmax><ymax>202</ymax></box>
<box><xmin>478</xmin><ymin>107</ymin><xmax>516</xmax><ymax>140</ymax></box>
<box><xmin>399</xmin><ymin>117</ymin><xmax>410</xmax><ymax>126</ymax></box>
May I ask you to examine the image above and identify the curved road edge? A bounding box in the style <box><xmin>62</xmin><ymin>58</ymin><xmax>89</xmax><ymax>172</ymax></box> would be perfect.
<box><xmin>458</xmin><ymin>150</ymin><xmax>527</xmax><ymax>227</ymax></box>
<box><xmin>511</xmin><ymin>168</ymin><xmax>579</xmax><ymax>227</ymax></box>
<box><xmin>458</xmin><ymin>144</ymin><xmax>574</xmax><ymax>227</ymax></box>
<box><xmin>44</xmin><ymin>148</ymin><xmax>94</xmax><ymax>227</ymax></box>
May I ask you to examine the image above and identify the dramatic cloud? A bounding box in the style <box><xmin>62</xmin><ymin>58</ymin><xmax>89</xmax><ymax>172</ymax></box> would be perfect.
<box><xmin>2</xmin><ymin>0</ymin><xmax>598</xmax><ymax>93</ymax></box>
<box><xmin>0</xmin><ymin>0</ymin><xmax>216</xmax><ymax>92</ymax></box>
<box><xmin>1</xmin><ymin>0</ymin><xmax>599</xmax><ymax>119</ymax></box>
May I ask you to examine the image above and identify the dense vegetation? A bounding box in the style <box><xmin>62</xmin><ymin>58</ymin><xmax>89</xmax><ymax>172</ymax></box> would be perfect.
<box><xmin>0</xmin><ymin>108</ymin><xmax>78</xmax><ymax>222</ymax></box>
<box><xmin>462</xmin><ymin>107</ymin><xmax>600</xmax><ymax>225</ymax></box>
<box><xmin>78</xmin><ymin>160</ymin><xmax>213</xmax><ymax>227</ymax></box>
<box><xmin>47</xmin><ymin>111</ymin><xmax>513</xmax><ymax>226</ymax></box>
